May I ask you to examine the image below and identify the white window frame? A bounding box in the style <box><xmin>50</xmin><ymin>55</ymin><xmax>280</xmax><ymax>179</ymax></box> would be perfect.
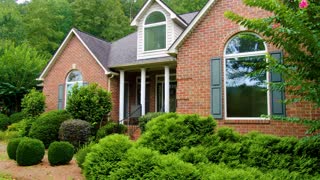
<box><xmin>223</xmin><ymin>33</ymin><xmax>270</xmax><ymax>120</ymax></box>
<box><xmin>155</xmin><ymin>74</ymin><xmax>176</xmax><ymax>112</ymax></box>
<box><xmin>143</xmin><ymin>10</ymin><xmax>167</xmax><ymax>53</ymax></box>
<box><xmin>65</xmin><ymin>70</ymin><xmax>83</xmax><ymax>108</ymax></box>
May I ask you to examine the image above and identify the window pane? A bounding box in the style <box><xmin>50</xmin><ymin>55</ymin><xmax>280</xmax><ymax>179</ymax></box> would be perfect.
<box><xmin>67</xmin><ymin>71</ymin><xmax>82</xmax><ymax>82</ymax></box>
<box><xmin>226</xmin><ymin>56</ymin><xmax>267</xmax><ymax>117</ymax></box>
<box><xmin>226</xmin><ymin>34</ymin><xmax>265</xmax><ymax>54</ymax></box>
<box><xmin>145</xmin><ymin>11</ymin><xmax>166</xmax><ymax>24</ymax></box>
<box><xmin>144</xmin><ymin>25</ymin><xmax>166</xmax><ymax>51</ymax></box>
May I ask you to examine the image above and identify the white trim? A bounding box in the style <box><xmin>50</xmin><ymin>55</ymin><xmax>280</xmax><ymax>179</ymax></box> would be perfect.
<box><xmin>141</xmin><ymin>68</ymin><xmax>146</xmax><ymax>115</ymax></box>
<box><xmin>168</xmin><ymin>0</ymin><xmax>217</xmax><ymax>54</ymax></box>
<box><xmin>223</xmin><ymin>33</ymin><xmax>270</xmax><ymax>120</ymax></box>
<box><xmin>143</xmin><ymin>10</ymin><xmax>168</xmax><ymax>53</ymax></box>
<box><xmin>37</xmin><ymin>28</ymin><xmax>112</xmax><ymax>80</ymax></box>
<box><xmin>131</xmin><ymin>0</ymin><xmax>187</xmax><ymax>27</ymax></box>
<box><xmin>119</xmin><ymin>70</ymin><xmax>125</xmax><ymax>123</ymax></box>
<box><xmin>164</xmin><ymin>66</ymin><xmax>170</xmax><ymax>112</ymax></box>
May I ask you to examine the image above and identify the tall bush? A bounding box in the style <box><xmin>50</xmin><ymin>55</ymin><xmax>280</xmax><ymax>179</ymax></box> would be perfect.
<box><xmin>66</xmin><ymin>83</ymin><xmax>112</xmax><ymax>126</ymax></box>
<box><xmin>21</xmin><ymin>89</ymin><xmax>45</xmax><ymax>118</ymax></box>
<box><xmin>29</xmin><ymin>110</ymin><xmax>72</xmax><ymax>148</ymax></box>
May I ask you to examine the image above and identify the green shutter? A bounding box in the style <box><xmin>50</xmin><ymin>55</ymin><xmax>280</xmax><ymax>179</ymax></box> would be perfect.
<box><xmin>211</xmin><ymin>58</ymin><xmax>222</xmax><ymax>119</ymax></box>
<box><xmin>270</xmin><ymin>52</ymin><xmax>286</xmax><ymax>116</ymax></box>
<box><xmin>83</xmin><ymin>82</ymin><xmax>89</xmax><ymax>86</ymax></box>
<box><xmin>58</xmin><ymin>84</ymin><xmax>64</xmax><ymax>110</ymax></box>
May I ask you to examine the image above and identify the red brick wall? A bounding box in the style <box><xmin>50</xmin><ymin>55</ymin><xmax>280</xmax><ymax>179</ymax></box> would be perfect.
<box><xmin>43</xmin><ymin>36</ymin><xmax>115</xmax><ymax>117</ymax></box>
<box><xmin>176</xmin><ymin>0</ymin><xmax>317</xmax><ymax>137</ymax></box>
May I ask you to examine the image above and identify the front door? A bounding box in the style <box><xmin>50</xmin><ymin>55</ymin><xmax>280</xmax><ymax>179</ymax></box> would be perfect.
<box><xmin>156</xmin><ymin>75</ymin><xmax>176</xmax><ymax>112</ymax></box>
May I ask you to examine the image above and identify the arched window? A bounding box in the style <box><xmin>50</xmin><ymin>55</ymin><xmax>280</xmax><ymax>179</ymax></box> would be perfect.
<box><xmin>224</xmin><ymin>33</ymin><xmax>269</xmax><ymax>118</ymax></box>
<box><xmin>144</xmin><ymin>11</ymin><xmax>166</xmax><ymax>51</ymax></box>
<box><xmin>65</xmin><ymin>70</ymin><xmax>83</xmax><ymax>103</ymax></box>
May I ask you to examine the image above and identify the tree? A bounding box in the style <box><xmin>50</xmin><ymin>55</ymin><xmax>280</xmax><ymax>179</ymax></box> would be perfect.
<box><xmin>72</xmin><ymin>0</ymin><xmax>133</xmax><ymax>41</ymax></box>
<box><xmin>21</xmin><ymin>89</ymin><xmax>45</xmax><ymax>118</ymax></box>
<box><xmin>225</xmin><ymin>0</ymin><xmax>320</xmax><ymax>107</ymax></box>
<box><xmin>120</xmin><ymin>0</ymin><xmax>145</xmax><ymax>20</ymax></box>
<box><xmin>163</xmin><ymin>0</ymin><xmax>208</xmax><ymax>14</ymax></box>
<box><xmin>0</xmin><ymin>41</ymin><xmax>47</xmax><ymax>114</ymax></box>
<box><xmin>22</xmin><ymin>0</ymin><xmax>73</xmax><ymax>55</ymax></box>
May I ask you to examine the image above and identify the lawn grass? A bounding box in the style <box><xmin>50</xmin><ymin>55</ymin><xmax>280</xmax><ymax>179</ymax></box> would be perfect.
<box><xmin>0</xmin><ymin>172</ymin><xmax>12</xmax><ymax>180</ymax></box>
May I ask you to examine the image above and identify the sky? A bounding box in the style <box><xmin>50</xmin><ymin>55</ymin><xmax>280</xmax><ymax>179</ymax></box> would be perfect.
<box><xmin>16</xmin><ymin>0</ymin><xmax>30</xmax><ymax>4</ymax></box>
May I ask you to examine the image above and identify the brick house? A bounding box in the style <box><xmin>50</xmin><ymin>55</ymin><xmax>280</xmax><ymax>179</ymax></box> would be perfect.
<box><xmin>38</xmin><ymin>0</ymin><xmax>319</xmax><ymax>138</ymax></box>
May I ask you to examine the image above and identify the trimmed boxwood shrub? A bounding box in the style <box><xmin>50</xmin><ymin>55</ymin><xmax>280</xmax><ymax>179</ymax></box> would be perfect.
<box><xmin>75</xmin><ymin>142</ymin><xmax>95</xmax><ymax>169</ymax></box>
<box><xmin>29</xmin><ymin>110</ymin><xmax>72</xmax><ymax>148</ymax></box>
<box><xmin>9</xmin><ymin>112</ymin><xmax>25</xmax><ymax>124</ymax></box>
<box><xmin>7</xmin><ymin>137</ymin><xmax>27</xmax><ymax>160</ymax></box>
<box><xmin>16</xmin><ymin>138</ymin><xmax>45</xmax><ymax>166</ymax></box>
<box><xmin>138</xmin><ymin>113</ymin><xmax>216</xmax><ymax>154</ymax></box>
<box><xmin>83</xmin><ymin>134</ymin><xmax>133</xmax><ymax>179</ymax></box>
<box><xmin>96</xmin><ymin>122</ymin><xmax>127</xmax><ymax>141</ymax></box>
<box><xmin>138</xmin><ymin>112</ymin><xmax>165</xmax><ymax>133</ymax></box>
<box><xmin>48</xmin><ymin>141</ymin><xmax>74</xmax><ymax>166</ymax></box>
<box><xmin>59</xmin><ymin>119</ymin><xmax>91</xmax><ymax>149</ymax></box>
<box><xmin>0</xmin><ymin>113</ymin><xmax>10</xmax><ymax>131</ymax></box>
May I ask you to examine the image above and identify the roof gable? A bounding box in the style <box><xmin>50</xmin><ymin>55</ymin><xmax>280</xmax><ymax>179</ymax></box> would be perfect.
<box><xmin>131</xmin><ymin>0</ymin><xmax>187</xmax><ymax>27</ymax></box>
<box><xmin>38</xmin><ymin>28</ymin><xmax>112</xmax><ymax>80</ymax></box>
<box><xmin>169</xmin><ymin>0</ymin><xmax>217</xmax><ymax>54</ymax></box>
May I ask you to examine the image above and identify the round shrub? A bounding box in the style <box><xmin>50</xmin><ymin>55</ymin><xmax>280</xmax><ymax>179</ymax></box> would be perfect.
<box><xmin>0</xmin><ymin>113</ymin><xmax>10</xmax><ymax>131</ymax></box>
<box><xmin>29</xmin><ymin>110</ymin><xmax>72</xmax><ymax>148</ymax></box>
<box><xmin>7</xmin><ymin>137</ymin><xmax>27</xmax><ymax>160</ymax></box>
<box><xmin>83</xmin><ymin>134</ymin><xmax>133</xmax><ymax>179</ymax></box>
<box><xmin>16</xmin><ymin>138</ymin><xmax>45</xmax><ymax>166</ymax></box>
<box><xmin>138</xmin><ymin>112</ymin><xmax>165</xmax><ymax>133</ymax></box>
<box><xmin>9</xmin><ymin>112</ymin><xmax>25</xmax><ymax>124</ymax></box>
<box><xmin>75</xmin><ymin>142</ymin><xmax>95</xmax><ymax>169</ymax></box>
<box><xmin>59</xmin><ymin>119</ymin><xmax>91</xmax><ymax>149</ymax></box>
<box><xmin>96</xmin><ymin>122</ymin><xmax>127</xmax><ymax>140</ymax></box>
<box><xmin>48</xmin><ymin>141</ymin><xmax>74</xmax><ymax>166</ymax></box>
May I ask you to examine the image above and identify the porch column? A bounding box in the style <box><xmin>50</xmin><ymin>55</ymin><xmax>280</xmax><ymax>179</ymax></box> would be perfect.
<box><xmin>164</xmin><ymin>66</ymin><xmax>170</xmax><ymax>113</ymax></box>
<box><xmin>119</xmin><ymin>70</ymin><xmax>125</xmax><ymax>124</ymax></box>
<box><xmin>141</xmin><ymin>68</ymin><xmax>146</xmax><ymax>115</ymax></box>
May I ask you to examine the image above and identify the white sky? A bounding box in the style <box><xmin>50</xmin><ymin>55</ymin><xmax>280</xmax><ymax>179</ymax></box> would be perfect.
<box><xmin>16</xmin><ymin>0</ymin><xmax>30</xmax><ymax>4</ymax></box>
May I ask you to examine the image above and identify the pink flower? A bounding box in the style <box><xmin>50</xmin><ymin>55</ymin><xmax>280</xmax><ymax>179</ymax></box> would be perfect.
<box><xmin>299</xmin><ymin>0</ymin><xmax>309</xmax><ymax>9</ymax></box>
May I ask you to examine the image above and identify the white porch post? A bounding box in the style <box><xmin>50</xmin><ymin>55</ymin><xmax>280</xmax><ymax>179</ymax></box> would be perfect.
<box><xmin>119</xmin><ymin>70</ymin><xmax>125</xmax><ymax>124</ymax></box>
<box><xmin>164</xmin><ymin>66</ymin><xmax>170</xmax><ymax>113</ymax></box>
<box><xmin>141</xmin><ymin>68</ymin><xmax>146</xmax><ymax>116</ymax></box>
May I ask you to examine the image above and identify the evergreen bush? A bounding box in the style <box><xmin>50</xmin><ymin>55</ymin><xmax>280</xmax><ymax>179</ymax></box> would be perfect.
<box><xmin>0</xmin><ymin>113</ymin><xmax>10</xmax><ymax>131</ymax></box>
<box><xmin>83</xmin><ymin>134</ymin><xmax>132</xmax><ymax>179</ymax></box>
<box><xmin>16</xmin><ymin>138</ymin><xmax>45</xmax><ymax>166</ymax></box>
<box><xmin>7</xmin><ymin>118</ymin><xmax>33</xmax><ymax>137</ymax></box>
<box><xmin>59</xmin><ymin>119</ymin><xmax>91</xmax><ymax>149</ymax></box>
<box><xmin>48</xmin><ymin>141</ymin><xmax>74</xmax><ymax>166</ymax></box>
<box><xmin>138</xmin><ymin>112</ymin><xmax>165</xmax><ymax>133</ymax></box>
<box><xmin>9</xmin><ymin>112</ymin><xmax>25</xmax><ymax>124</ymax></box>
<box><xmin>75</xmin><ymin>142</ymin><xmax>95</xmax><ymax>169</ymax></box>
<box><xmin>7</xmin><ymin>137</ymin><xmax>26</xmax><ymax>160</ymax></box>
<box><xmin>95</xmin><ymin>122</ymin><xmax>127</xmax><ymax>141</ymax></box>
<box><xmin>21</xmin><ymin>89</ymin><xmax>45</xmax><ymax>118</ymax></box>
<box><xmin>29</xmin><ymin>110</ymin><xmax>72</xmax><ymax>148</ymax></box>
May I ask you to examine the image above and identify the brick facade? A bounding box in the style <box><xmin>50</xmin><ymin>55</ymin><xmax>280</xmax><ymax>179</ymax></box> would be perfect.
<box><xmin>176</xmin><ymin>0</ymin><xmax>318</xmax><ymax>138</ymax></box>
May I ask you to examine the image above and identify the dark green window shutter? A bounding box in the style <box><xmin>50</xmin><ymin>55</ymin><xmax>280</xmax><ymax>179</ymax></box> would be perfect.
<box><xmin>58</xmin><ymin>84</ymin><xmax>64</xmax><ymax>110</ymax></box>
<box><xmin>211</xmin><ymin>58</ymin><xmax>222</xmax><ymax>119</ymax></box>
<box><xmin>83</xmin><ymin>82</ymin><xmax>89</xmax><ymax>86</ymax></box>
<box><xmin>270</xmin><ymin>51</ymin><xmax>286</xmax><ymax>116</ymax></box>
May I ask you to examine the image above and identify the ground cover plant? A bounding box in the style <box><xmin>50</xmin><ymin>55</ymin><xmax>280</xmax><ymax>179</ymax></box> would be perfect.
<box><xmin>81</xmin><ymin>113</ymin><xmax>320</xmax><ymax>179</ymax></box>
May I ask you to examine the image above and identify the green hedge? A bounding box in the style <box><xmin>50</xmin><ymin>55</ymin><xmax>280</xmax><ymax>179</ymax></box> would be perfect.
<box><xmin>16</xmin><ymin>138</ymin><xmax>45</xmax><ymax>166</ymax></box>
<box><xmin>9</xmin><ymin>112</ymin><xmax>25</xmax><ymax>124</ymax></box>
<box><xmin>48</xmin><ymin>141</ymin><xmax>74</xmax><ymax>166</ymax></box>
<box><xmin>75</xmin><ymin>142</ymin><xmax>95</xmax><ymax>169</ymax></box>
<box><xmin>59</xmin><ymin>119</ymin><xmax>91</xmax><ymax>149</ymax></box>
<box><xmin>83</xmin><ymin>134</ymin><xmax>133</xmax><ymax>179</ymax></box>
<box><xmin>29</xmin><ymin>110</ymin><xmax>72</xmax><ymax>148</ymax></box>
<box><xmin>138</xmin><ymin>112</ymin><xmax>165</xmax><ymax>133</ymax></box>
<box><xmin>95</xmin><ymin>122</ymin><xmax>127</xmax><ymax>141</ymax></box>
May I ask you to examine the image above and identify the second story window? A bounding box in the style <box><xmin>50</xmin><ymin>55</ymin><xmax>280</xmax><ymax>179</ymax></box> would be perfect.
<box><xmin>144</xmin><ymin>11</ymin><xmax>166</xmax><ymax>51</ymax></box>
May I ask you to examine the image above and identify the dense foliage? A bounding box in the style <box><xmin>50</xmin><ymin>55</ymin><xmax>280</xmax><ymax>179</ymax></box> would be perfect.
<box><xmin>83</xmin><ymin>134</ymin><xmax>133</xmax><ymax>179</ymax></box>
<box><xmin>7</xmin><ymin>137</ymin><xmax>25</xmax><ymax>160</ymax></box>
<box><xmin>48</xmin><ymin>141</ymin><xmax>74</xmax><ymax>166</ymax></box>
<box><xmin>75</xmin><ymin>142</ymin><xmax>95</xmax><ymax>169</ymax></box>
<box><xmin>138</xmin><ymin>112</ymin><xmax>165</xmax><ymax>133</ymax></box>
<box><xmin>66</xmin><ymin>83</ymin><xmax>112</xmax><ymax>127</ymax></box>
<box><xmin>16</xmin><ymin>138</ymin><xmax>45</xmax><ymax>166</ymax></box>
<box><xmin>9</xmin><ymin>112</ymin><xmax>25</xmax><ymax>124</ymax></box>
<box><xmin>96</xmin><ymin>122</ymin><xmax>127</xmax><ymax>141</ymax></box>
<box><xmin>59</xmin><ymin>119</ymin><xmax>91</xmax><ymax>149</ymax></box>
<box><xmin>80</xmin><ymin>114</ymin><xmax>320</xmax><ymax>179</ymax></box>
<box><xmin>0</xmin><ymin>113</ymin><xmax>10</xmax><ymax>131</ymax></box>
<box><xmin>21</xmin><ymin>89</ymin><xmax>45</xmax><ymax>118</ymax></box>
<box><xmin>29</xmin><ymin>110</ymin><xmax>72</xmax><ymax>148</ymax></box>
<box><xmin>7</xmin><ymin>118</ymin><xmax>33</xmax><ymax>137</ymax></box>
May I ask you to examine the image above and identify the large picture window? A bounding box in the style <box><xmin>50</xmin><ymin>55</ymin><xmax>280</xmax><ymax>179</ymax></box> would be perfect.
<box><xmin>65</xmin><ymin>70</ymin><xmax>83</xmax><ymax>105</ymax></box>
<box><xmin>144</xmin><ymin>11</ymin><xmax>166</xmax><ymax>51</ymax></box>
<box><xmin>224</xmin><ymin>33</ymin><xmax>268</xmax><ymax>118</ymax></box>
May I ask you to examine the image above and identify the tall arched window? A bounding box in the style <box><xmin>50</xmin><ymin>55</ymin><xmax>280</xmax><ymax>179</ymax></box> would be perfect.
<box><xmin>224</xmin><ymin>33</ymin><xmax>269</xmax><ymax>118</ymax></box>
<box><xmin>144</xmin><ymin>11</ymin><xmax>166</xmax><ymax>51</ymax></box>
<box><xmin>65</xmin><ymin>70</ymin><xmax>83</xmax><ymax>103</ymax></box>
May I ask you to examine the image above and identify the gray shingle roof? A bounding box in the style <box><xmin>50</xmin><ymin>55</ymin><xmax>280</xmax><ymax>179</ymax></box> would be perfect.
<box><xmin>74</xmin><ymin>11</ymin><xmax>198</xmax><ymax>70</ymax></box>
<box><xmin>74</xmin><ymin>29</ymin><xmax>112</xmax><ymax>71</ymax></box>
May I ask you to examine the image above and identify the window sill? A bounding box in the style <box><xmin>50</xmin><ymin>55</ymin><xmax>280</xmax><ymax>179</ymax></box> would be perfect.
<box><xmin>224</xmin><ymin>119</ymin><xmax>270</xmax><ymax>124</ymax></box>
